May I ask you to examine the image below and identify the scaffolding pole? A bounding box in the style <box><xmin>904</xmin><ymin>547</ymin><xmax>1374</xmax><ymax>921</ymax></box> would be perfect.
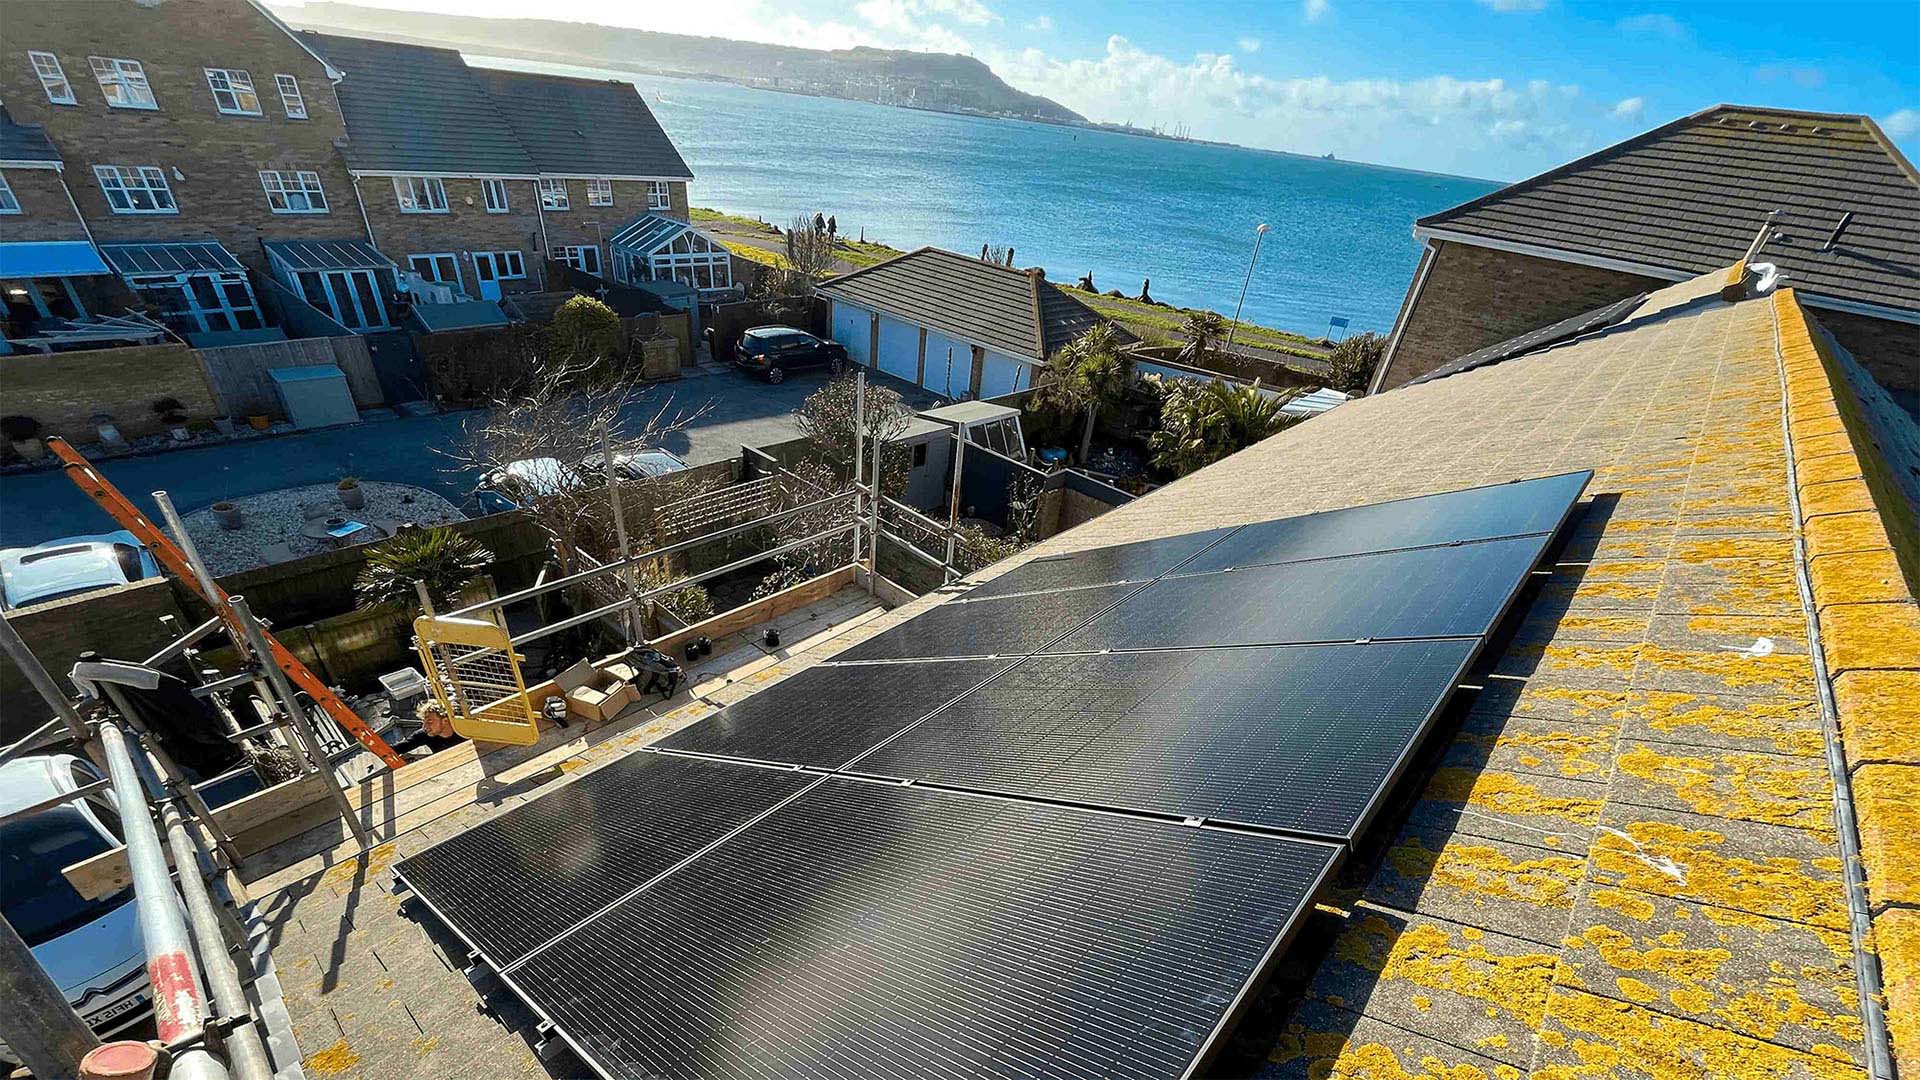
<box><xmin>0</xmin><ymin>908</ymin><xmax>101</xmax><ymax>1080</ymax></box>
<box><xmin>602</xmin><ymin>429</ymin><xmax>641</xmax><ymax>644</ymax></box>
<box><xmin>94</xmin><ymin>679</ymin><xmax>242</xmax><ymax>872</ymax></box>
<box><xmin>944</xmin><ymin>430</ymin><xmax>967</xmax><ymax>582</ymax></box>
<box><xmin>97</xmin><ymin>722</ymin><xmax>230</xmax><ymax>1080</ymax></box>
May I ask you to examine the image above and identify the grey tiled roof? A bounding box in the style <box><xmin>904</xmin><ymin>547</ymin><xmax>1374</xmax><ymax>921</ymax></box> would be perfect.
<box><xmin>471</xmin><ymin>68</ymin><xmax>692</xmax><ymax>180</ymax></box>
<box><xmin>819</xmin><ymin>247</ymin><xmax>1115</xmax><ymax>360</ymax></box>
<box><xmin>301</xmin><ymin>32</ymin><xmax>535</xmax><ymax>175</ymax></box>
<box><xmin>1420</xmin><ymin>105</ymin><xmax>1920</xmax><ymax>315</ymax></box>
<box><xmin>0</xmin><ymin>104</ymin><xmax>60</xmax><ymax>164</ymax></box>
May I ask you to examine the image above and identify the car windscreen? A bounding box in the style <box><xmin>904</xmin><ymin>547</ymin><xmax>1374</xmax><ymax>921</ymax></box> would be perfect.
<box><xmin>0</xmin><ymin>806</ymin><xmax>130</xmax><ymax>946</ymax></box>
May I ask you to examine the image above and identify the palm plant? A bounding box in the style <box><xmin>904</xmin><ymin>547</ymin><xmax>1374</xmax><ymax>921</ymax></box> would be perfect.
<box><xmin>1149</xmin><ymin>380</ymin><xmax>1296</xmax><ymax>477</ymax></box>
<box><xmin>354</xmin><ymin>526</ymin><xmax>495</xmax><ymax>612</ymax></box>
<box><xmin>1041</xmin><ymin>324</ymin><xmax>1131</xmax><ymax>463</ymax></box>
<box><xmin>1176</xmin><ymin>310</ymin><xmax>1228</xmax><ymax>368</ymax></box>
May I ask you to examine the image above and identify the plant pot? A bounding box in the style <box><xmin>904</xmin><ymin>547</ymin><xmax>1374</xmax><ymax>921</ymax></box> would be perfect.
<box><xmin>339</xmin><ymin>485</ymin><xmax>366</xmax><ymax>510</ymax></box>
<box><xmin>212</xmin><ymin>417</ymin><xmax>236</xmax><ymax>436</ymax></box>
<box><xmin>213</xmin><ymin>501</ymin><xmax>243</xmax><ymax>531</ymax></box>
<box><xmin>8</xmin><ymin>437</ymin><xmax>44</xmax><ymax>463</ymax></box>
<box><xmin>169</xmin><ymin>426</ymin><xmax>190</xmax><ymax>442</ymax></box>
<box><xmin>247</xmin><ymin>415</ymin><xmax>271</xmax><ymax>431</ymax></box>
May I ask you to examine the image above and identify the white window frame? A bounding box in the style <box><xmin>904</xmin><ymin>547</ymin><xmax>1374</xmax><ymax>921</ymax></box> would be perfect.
<box><xmin>538</xmin><ymin>178</ymin><xmax>569</xmax><ymax>211</ymax></box>
<box><xmin>406</xmin><ymin>253</ymin><xmax>463</xmax><ymax>292</ymax></box>
<box><xmin>481</xmin><ymin>178</ymin><xmax>510</xmax><ymax>214</ymax></box>
<box><xmin>275</xmin><ymin>74</ymin><xmax>308</xmax><ymax>119</ymax></box>
<box><xmin>204</xmin><ymin>68</ymin><xmax>261</xmax><ymax>116</ymax></box>
<box><xmin>0</xmin><ymin>174</ymin><xmax>18</xmax><ymax>215</ymax></box>
<box><xmin>94</xmin><ymin>165</ymin><xmax>177</xmax><ymax>214</ymax></box>
<box><xmin>587</xmin><ymin>178</ymin><xmax>613</xmax><ymax>207</ymax></box>
<box><xmin>393</xmin><ymin>176</ymin><xmax>448</xmax><ymax>214</ymax></box>
<box><xmin>549</xmin><ymin>245</ymin><xmax>600</xmax><ymax>276</ymax></box>
<box><xmin>89</xmin><ymin>56</ymin><xmax>156</xmax><ymax>110</ymax></box>
<box><xmin>475</xmin><ymin>250</ymin><xmax>526</xmax><ymax>280</ymax></box>
<box><xmin>28</xmin><ymin>51</ymin><xmax>75</xmax><ymax>105</ymax></box>
<box><xmin>125</xmin><ymin>271</ymin><xmax>263</xmax><ymax>336</ymax></box>
<box><xmin>646</xmin><ymin>180</ymin><xmax>671</xmax><ymax>211</ymax></box>
<box><xmin>289</xmin><ymin>267</ymin><xmax>393</xmax><ymax>332</ymax></box>
<box><xmin>259</xmin><ymin>170</ymin><xmax>328</xmax><ymax>214</ymax></box>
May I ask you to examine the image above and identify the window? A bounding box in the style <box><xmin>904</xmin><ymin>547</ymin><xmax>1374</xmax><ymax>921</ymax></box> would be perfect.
<box><xmin>476</xmin><ymin>251</ymin><xmax>526</xmax><ymax>279</ymax></box>
<box><xmin>587</xmin><ymin>178</ymin><xmax>612</xmax><ymax>207</ymax></box>
<box><xmin>549</xmin><ymin>245</ymin><xmax>600</xmax><ymax>276</ymax></box>
<box><xmin>393</xmin><ymin>176</ymin><xmax>447</xmax><ymax>213</ymax></box>
<box><xmin>28</xmin><ymin>51</ymin><xmax>75</xmax><ymax>105</ymax></box>
<box><xmin>89</xmin><ymin>56</ymin><xmax>155</xmax><ymax>109</ymax></box>
<box><xmin>538</xmin><ymin>178</ymin><xmax>569</xmax><ymax>211</ymax></box>
<box><xmin>259</xmin><ymin>170</ymin><xmax>327</xmax><ymax>213</ymax></box>
<box><xmin>646</xmin><ymin>180</ymin><xmax>671</xmax><ymax>211</ymax></box>
<box><xmin>912</xmin><ymin>442</ymin><xmax>929</xmax><ymax>468</ymax></box>
<box><xmin>125</xmin><ymin>271</ymin><xmax>263</xmax><ymax>335</ymax></box>
<box><xmin>204</xmin><ymin>68</ymin><xmax>261</xmax><ymax>115</ymax></box>
<box><xmin>94</xmin><ymin>165</ymin><xmax>176</xmax><ymax>214</ymax></box>
<box><xmin>407</xmin><ymin>253</ymin><xmax>461</xmax><ymax>288</ymax></box>
<box><xmin>482</xmin><ymin>178</ymin><xmax>509</xmax><ymax>214</ymax></box>
<box><xmin>275</xmin><ymin>74</ymin><xmax>307</xmax><ymax>119</ymax></box>
<box><xmin>293</xmin><ymin>269</ymin><xmax>392</xmax><ymax>331</ymax></box>
<box><xmin>0</xmin><ymin>175</ymin><xmax>18</xmax><ymax>215</ymax></box>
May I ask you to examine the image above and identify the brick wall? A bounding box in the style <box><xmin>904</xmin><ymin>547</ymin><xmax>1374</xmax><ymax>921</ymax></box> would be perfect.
<box><xmin>538</xmin><ymin>178</ymin><xmax>686</xmax><ymax>252</ymax></box>
<box><xmin>0</xmin><ymin>342</ymin><xmax>220</xmax><ymax>440</ymax></box>
<box><xmin>0</xmin><ymin>578</ymin><xmax>191</xmax><ymax>742</ymax></box>
<box><xmin>0</xmin><ymin>0</ymin><xmax>363</xmax><ymax>271</ymax></box>
<box><xmin>1810</xmin><ymin>306</ymin><xmax>1919</xmax><ymax>404</ymax></box>
<box><xmin>357</xmin><ymin>175</ymin><xmax>548</xmax><ymax>294</ymax></box>
<box><xmin>0</xmin><ymin>167</ymin><xmax>90</xmax><ymax>241</ymax></box>
<box><xmin>1379</xmin><ymin>240</ymin><xmax>1665</xmax><ymax>390</ymax></box>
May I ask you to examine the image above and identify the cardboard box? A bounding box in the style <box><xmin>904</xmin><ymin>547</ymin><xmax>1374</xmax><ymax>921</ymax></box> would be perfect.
<box><xmin>554</xmin><ymin>660</ymin><xmax>636</xmax><ymax>722</ymax></box>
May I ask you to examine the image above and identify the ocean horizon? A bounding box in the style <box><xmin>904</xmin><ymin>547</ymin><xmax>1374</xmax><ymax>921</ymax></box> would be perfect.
<box><xmin>471</xmin><ymin>54</ymin><xmax>1504</xmax><ymax>339</ymax></box>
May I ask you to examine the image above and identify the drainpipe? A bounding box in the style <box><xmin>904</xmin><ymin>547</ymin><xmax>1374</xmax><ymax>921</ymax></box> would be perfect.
<box><xmin>349</xmin><ymin>171</ymin><xmax>378</xmax><ymax>250</ymax></box>
<box><xmin>534</xmin><ymin>185</ymin><xmax>551</xmax><ymax>290</ymax></box>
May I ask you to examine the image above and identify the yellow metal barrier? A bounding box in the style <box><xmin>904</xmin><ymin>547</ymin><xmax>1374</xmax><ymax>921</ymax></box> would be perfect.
<box><xmin>414</xmin><ymin>615</ymin><xmax>540</xmax><ymax>746</ymax></box>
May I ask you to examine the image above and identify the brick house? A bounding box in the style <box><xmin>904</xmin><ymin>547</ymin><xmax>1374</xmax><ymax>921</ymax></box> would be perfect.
<box><xmin>0</xmin><ymin>104</ymin><xmax>126</xmax><ymax>335</ymax></box>
<box><xmin>1372</xmin><ymin>105</ymin><xmax>1920</xmax><ymax>412</ymax></box>
<box><xmin>0</xmin><ymin>0</ymin><xmax>353</xmax><ymax>337</ymax></box>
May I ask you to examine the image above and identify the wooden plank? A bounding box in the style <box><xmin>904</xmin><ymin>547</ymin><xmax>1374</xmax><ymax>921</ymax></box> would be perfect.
<box><xmin>648</xmin><ymin>565</ymin><xmax>854</xmax><ymax>657</ymax></box>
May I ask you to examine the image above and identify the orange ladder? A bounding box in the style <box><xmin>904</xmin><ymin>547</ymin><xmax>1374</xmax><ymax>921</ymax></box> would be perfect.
<box><xmin>47</xmin><ymin>437</ymin><xmax>406</xmax><ymax>769</ymax></box>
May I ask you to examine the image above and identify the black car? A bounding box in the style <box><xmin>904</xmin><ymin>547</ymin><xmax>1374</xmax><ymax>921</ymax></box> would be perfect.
<box><xmin>734</xmin><ymin>326</ymin><xmax>848</xmax><ymax>383</ymax></box>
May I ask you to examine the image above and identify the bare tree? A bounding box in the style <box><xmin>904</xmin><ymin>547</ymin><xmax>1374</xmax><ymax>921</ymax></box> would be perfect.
<box><xmin>783</xmin><ymin>214</ymin><xmax>838</xmax><ymax>281</ymax></box>
<box><xmin>450</xmin><ymin>360</ymin><xmax>713</xmax><ymax>572</ymax></box>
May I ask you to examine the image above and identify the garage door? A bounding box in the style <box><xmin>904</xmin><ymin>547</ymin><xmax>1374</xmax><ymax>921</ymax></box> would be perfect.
<box><xmin>921</xmin><ymin>330</ymin><xmax>972</xmax><ymax>398</ymax></box>
<box><xmin>831</xmin><ymin>302</ymin><xmax>872</xmax><ymax>367</ymax></box>
<box><xmin>875</xmin><ymin>316</ymin><xmax>920</xmax><ymax>382</ymax></box>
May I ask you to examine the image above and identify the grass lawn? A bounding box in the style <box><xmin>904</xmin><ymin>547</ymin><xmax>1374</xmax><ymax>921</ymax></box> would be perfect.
<box><xmin>690</xmin><ymin>206</ymin><xmax>780</xmax><ymax>235</ymax></box>
<box><xmin>1063</xmin><ymin>287</ymin><xmax>1328</xmax><ymax>358</ymax></box>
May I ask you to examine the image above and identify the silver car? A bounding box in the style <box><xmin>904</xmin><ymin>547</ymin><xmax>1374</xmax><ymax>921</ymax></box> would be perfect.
<box><xmin>0</xmin><ymin>530</ymin><xmax>162</xmax><ymax>611</ymax></box>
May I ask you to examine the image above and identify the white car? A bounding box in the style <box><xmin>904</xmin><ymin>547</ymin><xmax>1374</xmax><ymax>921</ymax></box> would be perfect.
<box><xmin>476</xmin><ymin>451</ymin><xmax>689</xmax><ymax>513</ymax></box>
<box><xmin>0</xmin><ymin>754</ymin><xmax>150</xmax><ymax>1063</ymax></box>
<box><xmin>581</xmin><ymin>449</ymin><xmax>690</xmax><ymax>482</ymax></box>
<box><xmin>0</xmin><ymin>531</ymin><xmax>162</xmax><ymax>611</ymax></box>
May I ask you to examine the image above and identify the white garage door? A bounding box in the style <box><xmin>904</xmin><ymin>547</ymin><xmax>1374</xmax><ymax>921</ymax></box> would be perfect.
<box><xmin>831</xmin><ymin>302</ymin><xmax>872</xmax><ymax>367</ymax></box>
<box><xmin>875</xmin><ymin>316</ymin><xmax>921</xmax><ymax>382</ymax></box>
<box><xmin>922</xmin><ymin>330</ymin><xmax>973</xmax><ymax>398</ymax></box>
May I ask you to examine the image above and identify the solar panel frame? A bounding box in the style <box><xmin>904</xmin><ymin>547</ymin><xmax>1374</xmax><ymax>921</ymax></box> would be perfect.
<box><xmin>960</xmin><ymin>525</ymin><xmax>1239</xmax><ymax>600</ymax></box>
<box><xmin>493</xmin><ymin>777</ymin><xmax>1344</xmax><ymax>1080</ymax></box>
<box><xmin>831</xmin><ymin>580</ymin><xmax>1144</xmax><ymax>662</ymax></box>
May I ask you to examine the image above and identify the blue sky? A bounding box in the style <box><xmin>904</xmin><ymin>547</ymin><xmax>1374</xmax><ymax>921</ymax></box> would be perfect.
<box><xmin>292</xmin><ymin>0</ymin><xmax>1920</xmax><ymax>179</ymax></box>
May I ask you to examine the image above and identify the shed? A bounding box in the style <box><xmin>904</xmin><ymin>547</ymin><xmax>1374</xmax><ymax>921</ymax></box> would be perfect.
<box><xmin>269</xmin><ymin>364</ymin><xmax>359</xmax><ymax>429</ymax></box>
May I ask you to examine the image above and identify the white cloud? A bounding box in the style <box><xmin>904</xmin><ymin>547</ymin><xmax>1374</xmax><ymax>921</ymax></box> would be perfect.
<box><xmin>1609</xmin><ymin>96</ymin><xmax>1645</xmax><ymax>122</ymax></box>
<box><xmin>1616</xmin><ymin>13</ymin><xmax>1689</xmax><ymax>40</ymax></box>
<box><xmin>1238</xmin><ymin>36</ymin><xmax>1263</xmax><ymax>52</ymax></box>
<box><xmin>1027</xmin><ymin>14</ymin><xmax>1053</xmax><ymax>32</ymax></box>
<box><xmin>1754</xmin><ymin>63</ymin><xmax>1826</xmax><ymax>89</ymax></box>
<box><xmin>856</xmin><ymin>0</ymin><xmax>995</xmax><ymax>36</ymax></box>
<box><xmin>1884</xmin><ymin>109</ymin><xmax>1920</xmax><ymax>139</ymax></box>
<box><xmin>1302</xmin><ymin>0</ymin><xmax>1330</xmax><ymax>23</ymax></box>
<box><xmin>1476</xmin><ymin>0</ymin><xmax>1548</xmax><ymax>11</ymax></box>
<box><xmin>988</xmin><ymin>35</ymin><xmax>1593</xmax><ymax>174</ymax></box>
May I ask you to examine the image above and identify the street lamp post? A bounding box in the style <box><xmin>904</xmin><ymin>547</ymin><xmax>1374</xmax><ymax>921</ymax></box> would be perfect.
<box><xmin>1225</xmin><ymin>223</ymin><xmax>1271</xmax><ymax>358</ymax></box>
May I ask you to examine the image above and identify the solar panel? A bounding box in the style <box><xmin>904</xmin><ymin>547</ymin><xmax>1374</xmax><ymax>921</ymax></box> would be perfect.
<box><xmin>962</xmin><ymin>526</ymin><xmax>1236</xmax><ymax>600</ymax></box>
<box><xmin>392</xmin><ymin>753</ymin><xmax>814</xmax><ymax>966</ymax></box>
<box><xmin>833</xmin><ymin>581</ymin><xmax>1140</xmax><ymax>662</ymax></box>
<box><xmin>849</xmin><ymin>641</ymin><xmax>1478</xmax><ymax>840</ymax></box>
<box><xmin>505</xmin><ymin>778</ymin><xmax>1339</xmax><ymax>1080</ymax></box>
<box><xmin>1060</xmin><ymin>533</ymin><xmax>1551</xmax><ymax>651</ymax></box>
<box><xmin>656</xmin><ymin>658</ymin><xmax>1009</xmax><ymax>767</ymax></box>
<box><xmin>1180</xmin><ymin>471</ymin><xmax>1591</xmax><ymax>574</ymax></box>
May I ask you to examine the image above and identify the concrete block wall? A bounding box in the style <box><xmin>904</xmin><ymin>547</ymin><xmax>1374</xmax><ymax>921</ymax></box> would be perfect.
<box><xmin>0</xmin><ymin>578</ymin><xmax>191</xmax><ymax>742</ymax></box>
<box><xmin>0</xmin><ymin>342</ymin><xmax>220</xmax><ymax>440</ymax></box>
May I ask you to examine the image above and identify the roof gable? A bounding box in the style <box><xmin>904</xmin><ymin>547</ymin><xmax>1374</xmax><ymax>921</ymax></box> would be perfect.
<box><xmin>819</xmin><ymin>248</ymin><xmax>1113</xmax><ymax>360</ymax></box>
<box><xmin>1419</xmin><ymin>105</ymin><xmax>1920</xmax><ymax>315</ymax></box>
<box><xmin>301</xmin><ymin>32</ymin><xmax>535</xmax><ymax>175</ymax></box>
<box><xmin>471</xmin><ymin>69</ymin><xmax>692</xmax><ymax>180</ymax></box>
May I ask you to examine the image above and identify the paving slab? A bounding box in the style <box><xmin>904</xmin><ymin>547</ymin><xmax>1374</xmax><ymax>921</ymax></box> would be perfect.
<box><xmin>1364</xmin><ymin>826</ymin><xmax>1586</xmax><ymax>947</ymax></box>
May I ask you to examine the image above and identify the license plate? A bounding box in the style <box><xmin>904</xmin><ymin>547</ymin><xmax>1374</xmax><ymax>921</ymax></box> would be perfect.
<box><xmin>91</xmin><ymin>989</ymin><xmax>148</xmax><ymax>1025</ymax></box>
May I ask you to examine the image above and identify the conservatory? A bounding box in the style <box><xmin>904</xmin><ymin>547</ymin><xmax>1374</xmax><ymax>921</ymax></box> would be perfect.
<box><xmin>608</xmin><ymin>214</ymin><xmax>735</xmax><ymax>295</ymax></box>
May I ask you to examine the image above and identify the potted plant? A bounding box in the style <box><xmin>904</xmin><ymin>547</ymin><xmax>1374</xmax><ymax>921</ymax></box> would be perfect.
<box><xmin>247</xmin><ymin>415</ymin><xmax>271</xmax><ymax>431</ymax></box>
<box><xmin>92</xmin><ymin>413</ymin><xmax>127</xmax><ymax>451</ymax></box>
<box><xmin>337</xmin><ymin>476</ymin><xmax>366</xmax><ymax>510</ymax></box>
<box><xmin>212</xmin><ymin>500</ymin><xmax>244</xmax><ymax>531</ymax></box>
<box><xmin>152</xmin><ymin>398</ymin><xmax>190</xmax><ymax>442</ymax></box>
<box><xmin>2</xmin><ymin>415</ymin><xmax>44</xmax><ymax>462</ymax></box>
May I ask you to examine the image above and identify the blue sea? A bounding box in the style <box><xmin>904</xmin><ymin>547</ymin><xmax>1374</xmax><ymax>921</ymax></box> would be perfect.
<box><xmin>472</xmin><ymin>56</ymin><xmax>1501</xmax><ymax>338</ymax></box>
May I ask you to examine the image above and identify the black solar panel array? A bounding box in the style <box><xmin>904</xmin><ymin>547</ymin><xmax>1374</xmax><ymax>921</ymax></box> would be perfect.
<box><xmin>393</xmin><ymin>471</ymin><xmax>1589</xmax><ymax>1080</ymax></box>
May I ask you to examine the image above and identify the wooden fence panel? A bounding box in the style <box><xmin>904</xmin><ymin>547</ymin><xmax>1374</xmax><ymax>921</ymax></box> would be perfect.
<box><xmin>198</xmin><ymin>336</ymin><xmax>384</xmax><ymax>418</ymax></box>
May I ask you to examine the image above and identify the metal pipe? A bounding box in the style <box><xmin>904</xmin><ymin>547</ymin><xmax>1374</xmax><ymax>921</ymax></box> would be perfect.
<box><xmin>0</xmin><ymin>715</ymin><xmax>72</xmax><ymax>767</ymax></box>
<box><xmin>0</xmin><ymin>776</ymin><xmax>113</xmax><ymax>827</ymax></box>
<box><xmin>0</xmin><ymin>906</ymin><xmax>102</xmax><ymax>1079</ymax></box>
<box><xmin>143</xmin><ymin>616</ymin><xmax>225</xmax><ymax>668</ymax></box>
<box><xmin>944</xmin><ymin>429</ymin><xmax>966</xmax><ymax>582</ymax></box>
<box><xmin>97</xmin><ymin>723</ymin><xmax>229</xmax><ymax>1080</ymax></box>
<box><xmin>1223</xmin><ymin>223</ymin><xmax>1270</xmax><ymax>358</ymax></box>
<box><xmin>602</xmin><ymin>429</ymin><xmax>639</xmax><ymax>644</ymax></box>
<box><xmin>868</xmin><ymin>412</ymin><xmax>881</xmax><ymax>590</ymax></box>
<box><xmin>228</xmin><ymin>597</ymin><xmax>369</xmax><ymax>850</ymax></box>
<box><xmin>145</xmin><ymin>748</ymin><xmax>273</xmax><ymax>1080</ymax></box>
<box><xmin>96</xmin><ymin>682</ymin><xmax>242</xmax><ymax>870</ymax></box>
<box><xmin>153</xmin><ymin>491</ymin><xmax>248</xmax><ymax>663</ymax></box>
<box><xmin>0</xmin><ymin>610</ymin><xmax>91</xmax><ymax>740</ymax></box>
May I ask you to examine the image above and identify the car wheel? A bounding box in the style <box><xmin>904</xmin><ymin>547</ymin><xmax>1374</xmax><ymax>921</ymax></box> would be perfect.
<box><xmin>767</xmin><ymin>367</ymin><xmax>786</xmax><ymax>384</ymax></box>
<box><xmin>830</xmin><ymin>357</ymin><xmax>846</xmax><ymax>375</ymax></box>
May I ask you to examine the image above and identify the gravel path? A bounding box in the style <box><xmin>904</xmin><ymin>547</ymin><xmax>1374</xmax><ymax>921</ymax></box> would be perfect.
<box><xmin>182</xmin><ymin>481</ymin><xmax>464</xmax><ymax>575</ymax></box>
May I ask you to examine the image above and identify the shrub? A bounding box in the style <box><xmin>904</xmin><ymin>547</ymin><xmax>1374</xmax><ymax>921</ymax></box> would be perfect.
<box><xmin>354</xmin><ymin>526</ymin><xmax>495</xmax><ymax>611</ymax></box>
<box><xmin>548</xmin><ymin>295</ymin><xmax>624</xmax><ymax>365</ymax></box>
<box><xmin>1326</xmin><ymin>331</ymin><xmax>1386</xmax><ymax>395</ymax></box>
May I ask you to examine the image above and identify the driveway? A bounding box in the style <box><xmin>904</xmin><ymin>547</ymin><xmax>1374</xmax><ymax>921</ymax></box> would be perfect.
<box><xmin>0</xmin><ymin>364</ymin><xmax>939</xmax><ymax>549</ymax></box>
